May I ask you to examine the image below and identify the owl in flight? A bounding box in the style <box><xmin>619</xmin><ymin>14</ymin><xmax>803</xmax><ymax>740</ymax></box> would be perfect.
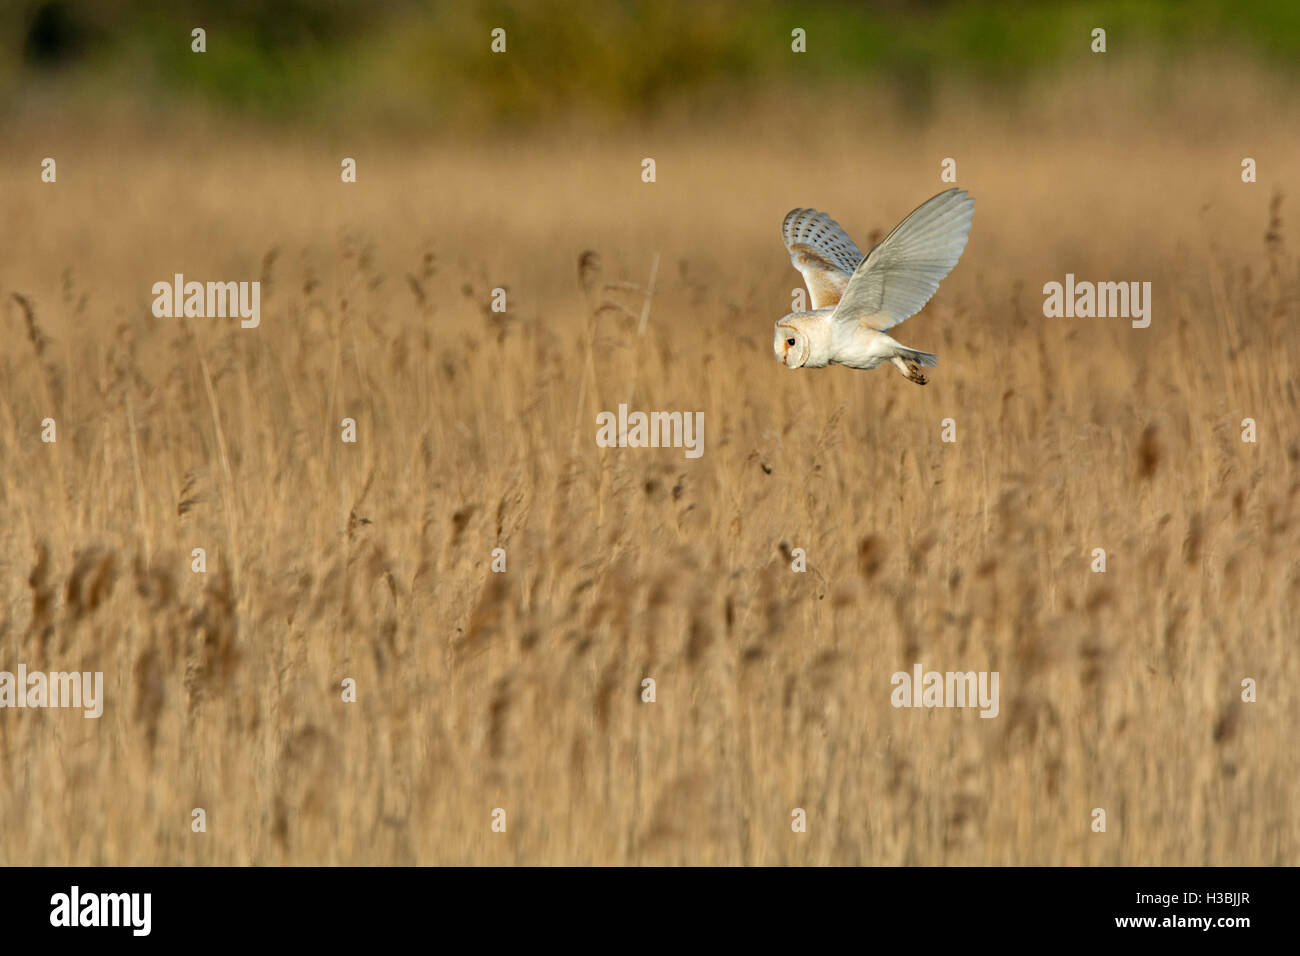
<box><xmin>774</xmin><ymin>188</ymin><xmax>974</xmax><ymax>384</ymax></box>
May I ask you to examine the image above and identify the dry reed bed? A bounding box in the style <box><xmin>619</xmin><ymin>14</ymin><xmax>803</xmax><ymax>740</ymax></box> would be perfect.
<box><xmin>0</xmin><ymin>80</ymin><xmax>1298</xmax><ymax>863</ymax></box>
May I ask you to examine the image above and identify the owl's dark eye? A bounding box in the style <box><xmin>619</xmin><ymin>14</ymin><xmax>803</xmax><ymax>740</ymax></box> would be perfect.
<box><xmin>786</xmin><ymin>338</ymin><xmax>796</xmax><ymax>346</ymax></box>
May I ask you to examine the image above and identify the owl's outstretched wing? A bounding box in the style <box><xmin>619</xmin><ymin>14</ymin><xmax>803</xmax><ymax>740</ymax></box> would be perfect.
<box><xmin>830</xmin><ymin>189</ymin><xmax>974</xmax><ymax>333</ymax></box>
<box><xmin>782</xmin><ymin>208</ymin><xmax>864</xmax><ymax>309</ymax></box>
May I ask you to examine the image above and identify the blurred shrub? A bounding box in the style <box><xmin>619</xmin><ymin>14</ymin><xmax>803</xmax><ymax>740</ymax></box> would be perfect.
<box><xmin>3</xmin><ymin>0</ymin><xmax>1300</xmax><ymax>127</ymax></box>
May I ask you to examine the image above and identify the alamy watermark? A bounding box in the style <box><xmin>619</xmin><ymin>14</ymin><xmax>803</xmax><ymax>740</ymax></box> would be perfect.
<box><xmin>0</xmin><ymin>665</ymin><xmax>103</xmax><ymax>718</ymax></box>
<box><xmin>595</xmin><ymin>404</ymin><xmax>704</xmax><ymax>459</ymax></box>
<box><xmin>152</xmin><ymin>274</ymin><xmax>260</xmax><ymax>328</ymax></box>
<box><xmin>890</xmin><ymin>664</ymin><xmax>999</xmax><ymax>718</ymax></box>
<box><xmin>1043</xmin><ymin>274</ymin><xmax>1151</xmax><ymax>328</ymax></box>
<box><xmin>50</xmin><ymin>886</ymin><xmax>150</xmax><ymax>936</ymax></box>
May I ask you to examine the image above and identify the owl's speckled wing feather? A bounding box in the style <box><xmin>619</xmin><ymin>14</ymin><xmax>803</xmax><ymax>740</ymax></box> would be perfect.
<box><xmin>831</xmin><ymin>188</ymin><xmax>974</xmax><ymax>333</ymax></box>
<box><xmin>782</xmin><ymin>208</ymin><xmax>864</xmax><ymax>309</ymax></box>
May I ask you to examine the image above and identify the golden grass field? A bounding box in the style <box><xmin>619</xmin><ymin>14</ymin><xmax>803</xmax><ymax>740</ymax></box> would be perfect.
<box><xmin>1</xmin><ymin>63</ymin><xmax>1298</xmax><ymax>864</ymax></box>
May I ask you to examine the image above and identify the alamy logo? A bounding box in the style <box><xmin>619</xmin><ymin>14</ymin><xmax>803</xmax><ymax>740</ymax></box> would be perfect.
<box><xmin>0</xmin><ymin>665</ymin><xmax>103</xmax><ymax>718</ymax></box>
<box><xmin>50</xmin><ymin>886</ymin><xmax>151</xmax><ymax>936</ymax></box>
<box><xmin>890</xmin><ymin>664</ymin><xmax>999</xmax><ymax>718</ymax></box>
<box><xmin>595</xmin><ymin>404</ymin><xmax>704</xmax><ymax>459</ymax></box>
<box><xmin>1042</xmin><ymin>274</ymin><xmax>1151</xmax><ymax>328</ymax></box>
<box><xmin>151</xmin><ymin>274</ymin><xmax>260</xmax><ymax>327</ymax></box>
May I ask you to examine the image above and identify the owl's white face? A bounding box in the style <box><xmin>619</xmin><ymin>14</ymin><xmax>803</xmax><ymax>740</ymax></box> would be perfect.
<box><xmin>774</xmin><ymin>323</ymin><xmax>809</xmax><ymax>368</ymax></box>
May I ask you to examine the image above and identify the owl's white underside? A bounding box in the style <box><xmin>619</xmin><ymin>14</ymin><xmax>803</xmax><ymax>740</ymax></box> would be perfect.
<box><xmin>773</xmin><ymin>308</ymin><xmax>905</xmax><ymax>370</ymax></box>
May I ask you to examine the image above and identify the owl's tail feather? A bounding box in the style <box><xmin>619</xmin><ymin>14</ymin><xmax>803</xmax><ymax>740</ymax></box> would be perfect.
<box><xmin>895</xmin><ymin>346</ymin><xmax>937</xmax><ymax>368</ymax></box>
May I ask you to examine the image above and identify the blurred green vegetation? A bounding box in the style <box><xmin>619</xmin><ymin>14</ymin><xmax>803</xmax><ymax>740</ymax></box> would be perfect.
<box><xmin>3</xmin><ymin>0</ymin><xmax>1300</xmax><ymax>128</ymax></box>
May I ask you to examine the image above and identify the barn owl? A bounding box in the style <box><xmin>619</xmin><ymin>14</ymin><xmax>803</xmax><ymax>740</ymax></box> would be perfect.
<box><xmin>774</xmin><ymin>188</ymin><xmax>974</xmax><ymax>384</ymax></box>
